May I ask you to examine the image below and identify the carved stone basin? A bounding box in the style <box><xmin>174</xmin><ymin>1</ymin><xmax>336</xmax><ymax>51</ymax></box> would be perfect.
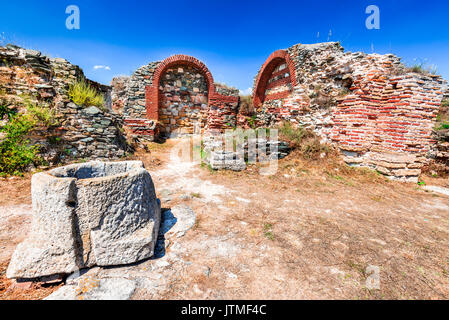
<box><xmin>7</xmin><ymin>161</ymin><xmax>161</xmax><ymax>280</ymax></box>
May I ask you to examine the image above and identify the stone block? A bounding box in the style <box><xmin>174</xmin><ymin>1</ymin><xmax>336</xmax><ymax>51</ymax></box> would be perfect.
<box><xmin>7</xmin><ymin>161</ymin><xmax>161</xmax><ymax>279</ymax></box>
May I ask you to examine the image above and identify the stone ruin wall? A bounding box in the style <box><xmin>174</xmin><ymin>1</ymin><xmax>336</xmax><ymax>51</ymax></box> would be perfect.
<box><xmin>158</xmin><ymin>65</ymin><xmax>209</xmax><ymax>136</ymax></box>
<box><xmin>113</xmin><ymin>55</ymin><xmax>239</xmax><ymax>141</ymax></box>
<box><xmin>0</xmin><ymin>45</ymin><xmax>128</xmax><ymax>166</ymax></box>
<box><xmin>250</xmin><ymin>42</ymin><xmax>447</xmax><ymax>181</ymax></box>
<box><xmin>2</xmin><ymin>43</ymin><xmax>447</xmax><ymax>180</ymax></box>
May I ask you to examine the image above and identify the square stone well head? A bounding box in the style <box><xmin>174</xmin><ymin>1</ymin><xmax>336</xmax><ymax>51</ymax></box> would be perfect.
<box><xmin>7</xmin><ymin>161</ymin><xmax>161</xmax><ymax>280</ymax></box>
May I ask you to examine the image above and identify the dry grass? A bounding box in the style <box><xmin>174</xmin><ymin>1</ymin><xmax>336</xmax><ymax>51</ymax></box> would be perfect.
<box><xmin>277</xmin><ymin>122</ymin><xmax>332</xmax><ymax>160</ymax></box>
<box><xmin>203</xmin><ymin>166</ymin><xmax>449</xmax><ymax>299</ymax></box>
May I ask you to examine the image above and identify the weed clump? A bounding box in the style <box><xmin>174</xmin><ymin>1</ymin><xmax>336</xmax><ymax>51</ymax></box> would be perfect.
<box><xmin>0</xmin><ymin>97</ymin><xmax>57</xmax><ymax>176</ymax></box>
<box><xmin>68</xmin><ymin>80</ymin><xmax>105</xmax><ymax>109</ymax></box>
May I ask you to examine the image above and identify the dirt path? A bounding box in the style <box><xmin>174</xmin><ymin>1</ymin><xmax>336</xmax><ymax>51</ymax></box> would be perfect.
<box><xmin>1</xmin><ymin>138</ymin><xmax>449</xmax><ymax>300</ymax></box>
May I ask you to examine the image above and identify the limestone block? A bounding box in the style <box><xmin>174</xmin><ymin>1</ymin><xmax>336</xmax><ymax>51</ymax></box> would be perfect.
<box><xmin>7</xmin><ymin>161</ymin><xmax>161</xmax><ymax>279</ymax></box>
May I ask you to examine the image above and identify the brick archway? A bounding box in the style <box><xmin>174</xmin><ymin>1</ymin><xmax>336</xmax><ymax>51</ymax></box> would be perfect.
<box><xmin>145</xmin><ymin>54</ymin><xmax>216</xmax><ymax>120</ymax></box>
<box><xmin>253</xmin><ymin>50</ymin><xmax>297</xmax><ymax>107</ymax></box>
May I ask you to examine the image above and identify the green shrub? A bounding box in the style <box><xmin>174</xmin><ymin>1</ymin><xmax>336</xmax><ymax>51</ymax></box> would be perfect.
<box><xmin>0</xmin><ymin>91</ymin><xmax>15</xmax><ymax>119</ymax></box>
<box><xmin>68</xmin><ymin>80</ymin><xmax>105</xmax><ymax>108</ymax></box>
<box><xmin>0</xmin><ymin>99</ymin><xmax>56</xmax><ymax>175</ymax></box>
<box><xmin>0</xmin><ymin>104</ymin><xmax>16</xmax><ymax>120</ymax></box>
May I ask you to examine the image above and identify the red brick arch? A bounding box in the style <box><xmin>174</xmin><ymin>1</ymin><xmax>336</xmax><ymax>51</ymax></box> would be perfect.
<box><xmin>145</xmin><ymin>55</ymin><xmax>216</xmax><ymax>120</ymax></box>
<box><xmin>253</xmin><ymin>50</ymin><xmax>297</xmax><ymax>107</ymax></box>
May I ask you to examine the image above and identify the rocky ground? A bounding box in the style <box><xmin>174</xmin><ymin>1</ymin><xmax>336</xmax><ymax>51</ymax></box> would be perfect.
<box><xmin>1</xmin><ymin>138</ymin><xmax>449</xmax><ymax>300</ymax></box>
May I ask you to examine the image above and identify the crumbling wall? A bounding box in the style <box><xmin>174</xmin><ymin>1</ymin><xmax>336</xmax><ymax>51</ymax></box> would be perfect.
<box><xmin>429</xmin><ymin>130</ymin><xmax>449</xmax><ymax>174</ymax></box>
<box><xmin>252</xmin><ymin>42</ymin><xmax>446</xmax><ymax>181</ymax></box>
<box><xmin>115</xmin><ymin>55</ymin><xmax>239</xmax><ymax>141</ymax></box>
<box><xmin>0</xmin><ymin>45</ymin><xmax>127</xmax><ymax>166</ymax></box>
<box><xmin>122</xmin><ymin>62</ymin><xmax>160</xmax><ymax>119</ymax></box>
<box><xmin>428</xmin><ymin>88</ymin><xmax>449</xmax><ymax>174</ymax></box>
<box><xmin>57</xmin><ymin>104</ymin><xmax>127</xmax><ymax>161</ymax></box>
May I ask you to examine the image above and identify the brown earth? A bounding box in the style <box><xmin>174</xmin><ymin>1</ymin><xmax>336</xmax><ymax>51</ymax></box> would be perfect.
<box><xmin>1</xmin><ymin>139</ymin><xmax>449</xmax><ymax>300</ymax></box>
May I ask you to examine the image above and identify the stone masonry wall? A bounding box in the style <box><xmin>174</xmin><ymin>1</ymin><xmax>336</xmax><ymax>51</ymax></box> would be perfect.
<box><xmin>0</xmin><ymin>44</ymin><xmax>128</xmax><ymax>166</ymax></box>
<box><xmin>429</xmin><ymin>129</ymin><xmax>449</xmax><ymax>174</ymax></box>
<box><xmin>206</xmin><ymin>84</ymin><xmax>240</xmax><ymax>134</ymax></box>
<box><xmin>428</xmin><ymin>88</ymin><xmax>449</xmax><ymax>174</ymax></box>
<box><xmin>111</xmin><ymin>76</ymin><xmax>130</xmax><ymax>115</ymax></box>
<box><xmin>115</xmin><ymin>62</ymin><xmax>160</xmax><ymax>141</ymax></box>
<box><xmin>0</xmin><ymin>44</ymin><xmax>111</xmax><ymax>110</ymax></box>
<box><xmin>57</xmin><ymin>104</ymin><xmax>127</xmax><ymax>161</ymax></box>
<box><xmin>114</xmin><ymin>55</ymin><xmax>239</xmax><ymax>141</ymax></box>
<box><xmin>251</xmin><ymin>42</ymin><xmax>446</xmax><ymax>181</ymax></box>
<box><xmin>122</xmin><ymin>62</ymin><xmax>160</xmax><ymax>119</ymax></box>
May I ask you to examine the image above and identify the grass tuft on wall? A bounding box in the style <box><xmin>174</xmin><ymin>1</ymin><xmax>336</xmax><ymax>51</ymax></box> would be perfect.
<box><xmin>68</xmin><ymin>80</ymin><xmax>105</xmax><ymax>109</ymax></box>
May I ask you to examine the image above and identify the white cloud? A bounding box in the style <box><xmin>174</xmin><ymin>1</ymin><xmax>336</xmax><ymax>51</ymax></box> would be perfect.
<box><xmin>93</xmin><ymin>65</ymin><xmax>111</xmax><ymax>71</ymax></box>
<box><xmin>239</xmin><ymin>87</ymin><xmax>252</xmax><ymax>95</ymax></box>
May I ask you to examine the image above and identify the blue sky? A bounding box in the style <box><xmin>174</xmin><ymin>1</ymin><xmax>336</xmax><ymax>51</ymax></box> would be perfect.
<box><xmin>1</xmin><ymin>0</ymin><xmax>448</xmax><ymax>92</ymax></box>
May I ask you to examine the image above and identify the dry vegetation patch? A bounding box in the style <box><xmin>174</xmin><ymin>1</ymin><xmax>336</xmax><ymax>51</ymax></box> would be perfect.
<box><xmin>1</xmin><ymin>138</ymin><xmax>448</xmax><ymax>300</ymax></box>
